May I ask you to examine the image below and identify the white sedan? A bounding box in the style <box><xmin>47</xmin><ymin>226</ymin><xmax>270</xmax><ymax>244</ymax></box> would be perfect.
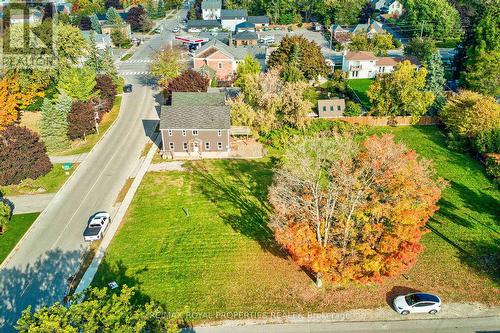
<box><xmin>393</xmin><ymin>293</ymin><xmax>442</xmax><ymax>315</ymax></box>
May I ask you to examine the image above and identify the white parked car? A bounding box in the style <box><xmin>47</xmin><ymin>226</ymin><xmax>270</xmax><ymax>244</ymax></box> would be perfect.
<box><xmin>84</xmin><ymin>212</ymin><xmax>110</xmax><ymax>242</ymax></box>
<box><xmin>393</xmin><ymin>293</ymin><xmax>442</xmax><ymax>315</ymax></box>
<box><xmin>259</xmin><ymin>35</ymin><xmax>275</xmax><ymax>44</ymax></box>
<box><xmin>172</xmin><ymin>26</ymin><xmax>180</xmax><ymax>33</ymax></box>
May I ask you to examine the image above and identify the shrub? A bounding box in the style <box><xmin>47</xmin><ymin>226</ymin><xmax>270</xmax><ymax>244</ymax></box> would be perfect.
<box><xmin>472</xmin><ymin>129</ymin><xmax>500</xmax><ymax>154</ymax></box>
<box><xmin>485</xmin><ymin>154</ymin><xmax>500</xmax><ymax>188</ymax></box>
<box><xmin>167</xmin><ymin>70</ymin><xmax>209</xmax><ymax>93</ymax></box>
<box><xmin>0</xmin><ymin>200</ymin><xmax>11</xmax><ymax>235</ymax></box>
<box><xmin>344</xmin><ymin>101</ymin><xmax>362</xmax><ymax>116</ymax></box>
<box><xmin>0</xmin><ymin>125</ymin><xmax>52</xmax><ymax>186</ymax></box>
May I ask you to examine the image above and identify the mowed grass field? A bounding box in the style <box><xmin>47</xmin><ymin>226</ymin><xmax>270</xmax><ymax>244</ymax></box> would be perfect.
<box><xmin>0</xmin><ymin>213</ymin><xmax>39</xmax><ymax>264</ymax></box>
<box><xmin>94</xmin><ymin>126</ymin><xmax>499</xmax><ymax>319</ymax></box>
<box><xmin>347</xmin><ymin>79</ymin><xmax>373</xmax><ymax>109</ymax></box>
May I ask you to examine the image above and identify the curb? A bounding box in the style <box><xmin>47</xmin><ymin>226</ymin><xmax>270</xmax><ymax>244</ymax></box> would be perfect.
<box><xmin>74</xmin><ymin>133</ymin><xmax>161</xmax><ymax>294</ymax></box>
<box><xmin>0</xmin><ymin>93</ymin><xmax>128</xmax><ymax>270</ymax></box>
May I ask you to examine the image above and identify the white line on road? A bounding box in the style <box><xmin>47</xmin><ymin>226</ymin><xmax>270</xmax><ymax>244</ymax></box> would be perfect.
<box><xmin>119</xmin><ymin>71</ymin><xmax>152</xmax><ymax>76</ymax></box>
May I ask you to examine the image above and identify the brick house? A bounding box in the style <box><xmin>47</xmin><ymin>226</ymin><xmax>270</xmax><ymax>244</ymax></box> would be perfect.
<box><xmin>232</xmin><ymin>30</ymin><xmax>258</xmax><ymax>46</ymax></box>
<box><xmin>193</xmin><ymin>39</ymin><xmax>266</xmax><ymax>82</ymax></box>
<box><xmin>160</xmin><ymin>92</ymin><xmax>231</xmax><ymax>159</ymax></box>
<box><xmin>317</xmin><ymin>99</ymin><xmax>346</xmax><ymax>118</ymax></box>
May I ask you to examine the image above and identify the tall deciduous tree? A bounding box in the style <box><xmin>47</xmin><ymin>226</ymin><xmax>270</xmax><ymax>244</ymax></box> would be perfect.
<box><xmin>58</xmin><ymin>67</ymin><xmax>98</xmax><ymax>101</ymax></box>
<box><xmin>150</xmin><ymin>47</ymin><xmax>186</xmax><ymax>88</ymax></box>
<box><xmin>67</xmin><ymin>100</ymin><xmax>97</xmax><ymax>140</ymax></box>
<box><xmin>268</xmin><ymin>35</ymin><xmax>328</xmax><ymax>80</ymax></box>
<box><xmin>400</xmin><ymin>0</ymin><xmax>462</xmax><ymax>39</ymax></box>
<box><xmin>441</xmin><ymin>90</ymin><xmax>500</xmax><ymax>140</ymax></box>
<box><xmin>128</xmin><ymin>5</ymin><xmax>153</xmax><ymax>31</ymax></box>
<box><xmin>16</xmin><ymin>286</ymin><xmax>185</xmax><ymax>333</ymax></box>
<box><xmin>0</xmin><ymin>125</ymin><xmax>52</xmax><ymax>186</ymax></box>
<box><xmin>40</xmin><ymin>94</ymin><xmax>72</xmax><ymax>151</ymax></box>
<box><xmin>167</xmin><ymin>70</ymin><xmax>209</xmax><ymax>93</ymax></box>
<box><xmin>0</xmin><ymin>77</ymin><xmax>21</xmax><ymax>130</ymax></box>
<box><xmin>463</xmin><ymin>50</ymin><xmax>500</xmax><ymax>96</ymax></box>
<box><xmin>349</xmin><ymin>33</ymin><xmax>396</xmax><ymax>56</ymax></box>
<box><xmin>403</xmin><ymin>37</ymin><xmax>437</xmax><ymax>62</ymax></box>
<box><xmin>235</xmin><ymin>55</ymin><xmax>262</xmax><ymax>88</ymax></box>
<box><xmin>269</xmin><ymin>135</ymin><xmax>445</xmax><ymax>286</ymax></box>
<box><xmin>368</xmin><ymin>61</ymin><xmax>435</xmax><ymax>120</ymax></box>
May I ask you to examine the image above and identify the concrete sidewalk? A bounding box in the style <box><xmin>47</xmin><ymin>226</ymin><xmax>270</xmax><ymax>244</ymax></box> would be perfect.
<box><xmin>49</xmin><ymin>154</ymin><xmax>88</xmax><ymax>164</ymax></box>
<box><xmin>5</xmin><ymin>193</ymin><xmax>56</xmax><ymax>214</ymax></box>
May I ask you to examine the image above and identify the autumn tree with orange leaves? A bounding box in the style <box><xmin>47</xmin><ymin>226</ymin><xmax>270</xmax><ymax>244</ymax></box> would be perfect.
<box><xmin>0</xmin><ymin>78</ymin><xmax>21</xmax><ymax>130</ymax></box>
<box><xmin>269</xmin><ymin>134</ymin><xmax>446</xmax><ymax>287</ymax></box>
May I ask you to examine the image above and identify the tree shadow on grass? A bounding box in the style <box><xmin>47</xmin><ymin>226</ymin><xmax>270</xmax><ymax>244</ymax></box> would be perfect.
<box><xmin>92</xmin><ymin>258</ymin><xmax>152</xmax><ymax>306</ymax></box>
<box><xmin>457</xmin><ymin>239</ymin><xmax>500</xmax><ymax>286</ymax></box>
<box><xmin>188</xmin><ymin>159</ymin><xmax>287</xmax><ymax>259</ymax></box>
<box><xmin>0</xmin><ymin>248</ymin><xmax>82</xmax><ymax>332</ymax></box>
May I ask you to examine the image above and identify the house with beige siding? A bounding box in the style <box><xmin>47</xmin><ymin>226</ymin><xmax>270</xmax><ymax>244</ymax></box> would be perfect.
<box><xmin>341</xmin><ymin>51</ymin><xmax>419</xmax><ymax>79</ymax></box>
<box><xmin>317</xmin><ymin>99</ymin><xmax>346</xmax><ymax>118</ymax></box>
<box><xmin>160</xmin><ymin>92</ymin><xmax>231</xmax><ymax>159</ymax></box>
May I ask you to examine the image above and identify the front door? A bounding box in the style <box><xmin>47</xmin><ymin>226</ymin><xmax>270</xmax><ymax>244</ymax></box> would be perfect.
<box><xmin>193</xmin><ymin>142</ymin><xmax>199</xmax><ymax>153</ymax></box>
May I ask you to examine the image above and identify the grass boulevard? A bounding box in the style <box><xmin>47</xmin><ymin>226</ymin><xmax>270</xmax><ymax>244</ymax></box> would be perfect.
<box><xmin>93</xmin><ymin>125</ymin><xmax>499</xmax><ymax>321</ymax></box>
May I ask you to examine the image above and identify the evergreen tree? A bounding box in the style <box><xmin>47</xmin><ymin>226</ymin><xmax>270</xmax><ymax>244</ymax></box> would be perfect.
<box><xmin>90</xmin><ymin>14</ymin><xmax>101</xmax><ymax>33</ymax></box>
<box><xmin>40</xmin><ymin>94</ymin><xmax>72</xmax><ymax>151</ymax></box>
<box><xmin>146</xmin><ymin>0</ymin><xmax>155</xmax><ymax>17</ymax></box>
<box><xmin>424</xmin><ymin>52</ymin><xmax>446</xmax><ymax>113</ymax></box>
<box><xmin>86</xmin><ymin>31</ymin><xmax>100</xmax><ymax>72</ymax></box>
<box><xmin>106</xmin><ymin>7</ymin><xmax>122</xmax><ymax>24</ymax></box>
<box><xmin>157</xmin><ymin>0</ymin><xmax>166</xmax><ymax>18</ymax></box>
<box><xmin>98</xmin><ymin>49</ymin><xmax>119</xmax><ymax>84</ymax></box>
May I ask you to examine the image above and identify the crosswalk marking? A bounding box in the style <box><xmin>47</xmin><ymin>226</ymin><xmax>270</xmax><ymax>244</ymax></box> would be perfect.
<box><xmin>121</xmin><ymin>59</ymin><xmax>152</xmax><ymax>64</ymax></box>
<box><xmin>119</xmin><ymin>71</ymin><xmax>152</xmax><ymax>76</ymax></box>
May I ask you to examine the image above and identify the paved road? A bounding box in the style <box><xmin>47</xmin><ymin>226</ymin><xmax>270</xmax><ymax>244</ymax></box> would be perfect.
<box><xmin>0</xmin><ymin>9</ymin><xmax>189</xmax><ymax>332</ymax></box>
<box><xmin>188</xmin><ymin>316</ymin><xmax>500</xmax><ymax>333</ymax></box>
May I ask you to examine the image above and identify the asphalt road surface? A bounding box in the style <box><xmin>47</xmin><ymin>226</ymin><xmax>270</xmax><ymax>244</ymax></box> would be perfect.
<box><xmin>0</xmin><ymin>8</ymin><xmax>186</xmax><ymax>332</ymax></box>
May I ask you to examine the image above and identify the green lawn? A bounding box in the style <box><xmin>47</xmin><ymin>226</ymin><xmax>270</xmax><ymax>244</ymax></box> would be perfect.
<box><xmin>347</xmin><ymin>79</ymin><xmax>373</xmax><ymax>109</ymax></box>
<box><xmin>369</xmin><ymin>126</ymin><xmax>500</xmax><ymax>281</ymax></box>
<box><xmin>0</xmin><ymin>164</ymin><xmax>75</xmax><ymax>196</ymax></box>
<box><xmin>0</xmin><ymin>213</ymin><xmax>39</xmax><ymax>264</ymax></box>
<box><xmin>94</xmin><ymin>126</ymin><xmax>499</xmax><ymax>319</ymax></box>
<box><xmin>120</xmin><ymin>53</ymin><xmax>133</xmax><ymax>62</ymax></box>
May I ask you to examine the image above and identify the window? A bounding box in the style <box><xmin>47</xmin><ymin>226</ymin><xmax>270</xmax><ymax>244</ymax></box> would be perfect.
<box><xmin>182</xmin><ymin>130</ymin><xmax>186</xmax><ymax>136</ymax></box>
<box><xmin>168</xmin><ymin>130</ymin><xmax>173</xmax><ymax>136</ymax></box>
<box><xmin>205</xmin><ymin>142</ymin><xmax>210</xmax><ymax>150</ymax></box>
<box><xmin>414</xmin><ymin>302</ymin><xmax>434</xmax><ymax>307</ymax></box>
<box><xmin>330</xmin><ymin>105</ymin><xmax>334</xmax><ymax>112</ymax></box>
<box><xmin>217</xmin><ymin>130</ymin><xmax>222</xmax><ymax>136</ymax></box>
<box><xmin>322</xmin><ymin>106</ymin><xmax>326</xmax><ymax>112</ymax></box>
<box><xmin>218</xmin><ymin>62</ymin><xmax>223</xmax><ymax>69</ymax></box>
<box><xmin>192</xmin><ymin>130</ymin><xmax>199</xmax><ymax>136</ymax></box>
<box><xmin>217</xmin><ymin>142</ymin><xmax>223</xmax><ymax>150</ymax></box>
<box><xmin>169</xmin><ymin>142</ymin><xmax>175</xmax><ymax>150</ymax></box>
<box><xmin>183</xmin><ymin>142</ymin><xmax>188</xmax><ymax>151</ymax></box>
<box><xmin>337</xmin><ymin>105</ymin><xmax>341</xmax><ymax>111</ymax></box>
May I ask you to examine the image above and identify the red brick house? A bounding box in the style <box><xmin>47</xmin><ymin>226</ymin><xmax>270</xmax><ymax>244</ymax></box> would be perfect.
<box><xmin>193</xmin><ymin>39</ymin><xmax>266</xmax><ymax>82</ymax></box>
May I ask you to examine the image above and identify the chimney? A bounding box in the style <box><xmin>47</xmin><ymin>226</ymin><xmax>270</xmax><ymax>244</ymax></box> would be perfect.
<box><xmin>228</xmin><ymin>31</ymin><xmax>233</xmax><ymax>46</ymax></box>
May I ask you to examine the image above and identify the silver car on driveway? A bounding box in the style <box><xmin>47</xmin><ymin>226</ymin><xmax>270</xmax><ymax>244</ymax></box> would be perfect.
<box><xmin>393</xmin><ymin>293</ymin><xmax>442</xmax><ymax>315</ymax></box>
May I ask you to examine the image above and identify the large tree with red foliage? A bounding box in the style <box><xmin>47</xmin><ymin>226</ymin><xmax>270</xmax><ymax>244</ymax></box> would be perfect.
<box><xmin>167</xmin><ymin>70</ymin><xmax>209</xmax><ymax>93</ymax></box>
<box><xmin>269</xmin><ymin>134</ymin><xmax>446</xmax><ymax>286</ymax></box>
<box><xmin>0</xmin><ymin>125</ymin><xmax>52</xmax><ymax>186</ymax></box>
<box><xmin>67</xmin><ymin>100</ymin><xmax>97</xmax><ymax>140</ymax></box>
<box><xmin>95</xmin><ymin>74</ymin><xmax>117</xmax><ymax>103</ymax></box>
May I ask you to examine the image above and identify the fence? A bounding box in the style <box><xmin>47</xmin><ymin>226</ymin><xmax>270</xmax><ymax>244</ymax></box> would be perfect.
<box><xmin>326</xmin><ymin>116</ymin><xmax>440</xmax><ymax>126</ymax></box>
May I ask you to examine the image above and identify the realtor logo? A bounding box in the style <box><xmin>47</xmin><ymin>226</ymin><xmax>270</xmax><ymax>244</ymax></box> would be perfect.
<box><xmin>1</xmin><ymin>0</ymin><xmax>58</xmax><ymax>69</ymax></box>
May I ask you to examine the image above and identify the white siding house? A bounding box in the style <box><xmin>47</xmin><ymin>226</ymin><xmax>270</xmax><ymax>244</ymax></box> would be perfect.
<box><xmin>221</xmin><ymin>9</ymin><xmax>247</xmax><ymax>32</ymax></box>
<box><xmin>201</xmin><ymin>0</ymin><xmax>221</xmax><ymax>20</ymax></box>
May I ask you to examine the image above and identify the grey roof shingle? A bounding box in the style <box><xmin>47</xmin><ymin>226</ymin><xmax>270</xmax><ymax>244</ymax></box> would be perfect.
<box><xmin>247</xmin><ymin>16</ymin><xmax>270</xmax><ymax>24</ymax></box>
<box><xmin>187</xmin><ymin>20</ymin><xmax>221</xmax><ymax>29</ymax></box>
<box><xmin>194</xmin><ymin>39</ymin><xmax>266</xmax><ymax>61</ymax></box>
<box><xmin>160</xmin><ymin>105</ymin><xmax>230</xmax><ymax>130</ymax></box>
<box><xmin>233</xmin><ymin>30</ymin><xmax>258</xmax><ymax>40</ymax></box>
<box><xmin>201</xmin><ymin>0</ymin><xmax>222</xmax><ymax>10</ymax></box>
<box><xmin>171</xmin><ymin>92</ymin><xmax>226</xmax><ymax>107</ymax></box>
<box><xmin>221</xmin><ymin>9</ymin><xmax>248</xmax><ymax>19</ymax></box>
